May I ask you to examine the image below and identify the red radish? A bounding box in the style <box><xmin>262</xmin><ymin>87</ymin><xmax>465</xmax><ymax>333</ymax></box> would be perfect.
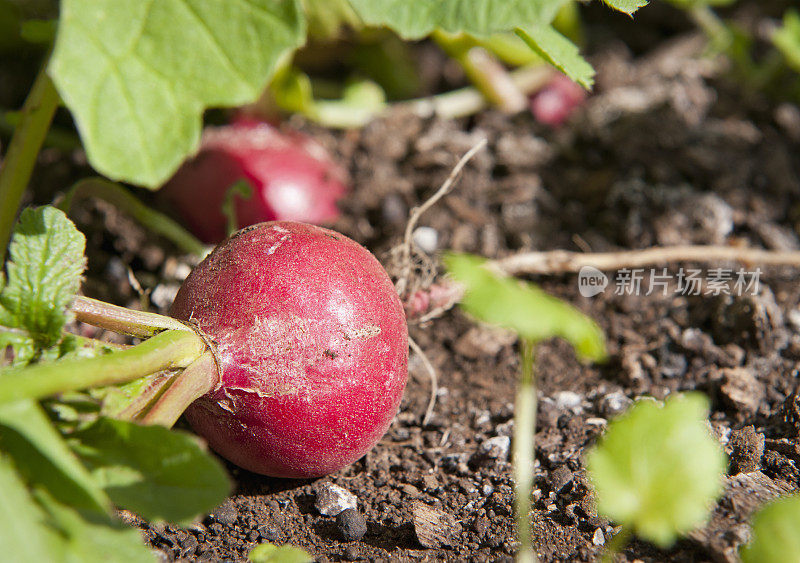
<box><xmin>170</xmin><ymin>221</ymin><xmax>408</xmax><ymax>478</ymax></box>
<box><xmin>529</xmin><ymin>73</ymin><xmax>587</xmax><ymax>127</ymax></box>
<box><xmin>162</xmin><ymin>120</ymin><xmax>349</xmax><ymax>243</ymax></box>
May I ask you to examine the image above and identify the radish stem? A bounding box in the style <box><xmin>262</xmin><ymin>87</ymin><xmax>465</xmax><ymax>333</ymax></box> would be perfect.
<box><xmin>433</xmin><ymin>30</ymin><xmax>527</xmax><ymax>113</ymax></box>
<box><xmin>113</xmin><ymin>371</ymin><xmax>177</xmax><ymax>421</ymax></box>
<box><xmin>71</xmin><ymin>296</ymin><xmax>191</xmax><ymax>338</ymax></box>
<box><xmin>138</xmin><ymin>351</ymin><xmax>218</xmax><ymax>427</ymax></box>
<box><xmin>0</xmin><ymin>330</ymin><xmax>205</xmax><ymax>404</ymax></box>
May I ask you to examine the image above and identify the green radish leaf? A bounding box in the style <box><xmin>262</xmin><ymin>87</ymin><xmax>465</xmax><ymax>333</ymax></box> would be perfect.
<box><xmin>0</xmin><ymin>455</ymin><xmax>154</xmax><ymax>563</ymax></box>
<box><xmin>70</xmin><ymin>417</ymin><xmax>231</xmax><ymax>525</ymax></box>
<box><xmin>601</xmin><ymin>0</ymin><xmax>648</xmax><ymax>16</ymax></box>
<box><xmin>0</xmin><ymin>330</ymin><xmax>35</xmax><ymax>366</ymax></box>
<box><xmin>34</xmin><ymin>489</ymin><xmax>156</xmax><ymax>563</ymax></box>
<box><xmin>444</xmin><ymin>253</ymin><xmax>606</xmax><ymax>362</ymax></box>
<box><xmin>249</xmin><ymin>542</ymin><xmax>314</xmax><ymax>563</ymax></box>
<box><xmin>773</xmin><ymin>9</ymin><xmax>800</xmax><ymax>73</ymax></box>
<box><xmin>303</xmin><ymin>0</ymin><xmax>361</xmax><ymax>39</ymax></box>
<box><xmin>515</xmin><ymin>25</ymin><xmax>595</xmax><ymax>89</ymax></box>
<box><xmin>585</xmin><ymin>393</ymin><xmax>727</xmax><ymax>547</ymax></box>
<box><xmin>0</xmin><ymin>399</ymin><xmax>110</xmax><ymax>514</ymax></box>
<box><xmin>0</xmin><ymin>206</ymin><xmax>85</xmax><ymax>364</ymax></box>
<box><xmin>347</xmin><ymin>0</ymin><xmax>567</xmax><ymax>39</ymax></box>
<box><xmin>741</xmin><ymin>493</ymin><xmax>800</xmax><ymax>563</ymax></box>
<box><xmin>49</xmin><ymin>0</ymin><xmax>305</xmax><ymax>188</ymax></box>
<box><xmin>477</xmin><ymin>32</ymin><xmax>543</xmax><ymax>67</ymax></box>
<box><xmin>0</xmin><ymin>454</ymin><xmax>62</xmax><ymax>561</ymax></box>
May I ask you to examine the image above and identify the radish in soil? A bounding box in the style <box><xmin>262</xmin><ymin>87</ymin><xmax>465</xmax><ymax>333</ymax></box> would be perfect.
<box><xmin>529</xmin><ymin>73</ymin><xmax>587</xmax><ymax>127</ymax></box>
<box><xmin>162</xmin><ymin>120</ymin><xmax>349</xmax><ymax>243</ymax></box>
<box><xmin>0</xmin><ymin>214</ymin><xmax>407</xmax><ymax>480</ymax></box>
<box><xmin>170</xmin><ymin>221</ymin><xmax>408</xmax><ymax>478</ymax></box>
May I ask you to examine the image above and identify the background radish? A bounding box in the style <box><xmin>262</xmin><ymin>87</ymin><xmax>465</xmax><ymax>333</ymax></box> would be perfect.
<box><xmin>170</xmin><ymin>221</ymin><xmax>408</xmax><ymax>478</ymax></box>
<box><xmin>529</xmin><ymin>73</ymin><xmax>587</xmax><ymax>127</ymax></box>
<box><xmin>162</xmin><ymin>120</ymin><xmax>349</xmax><ymax>243</ymax></box>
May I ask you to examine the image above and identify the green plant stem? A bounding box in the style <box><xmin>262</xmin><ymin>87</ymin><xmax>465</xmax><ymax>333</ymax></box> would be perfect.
<box><xmin>71</xmin><ymin>296</ymin><xmax>190</xmax><ymax>338</ymax></box>
<box><xmin>602</xmin><ymin>526</ymin><xmax>632</xmax><ymax>563</ymax></box>
<box><xmin>1</xmin><ymin>109</ymin><xmax>82</xmax><ymax>152</ymax></box>
<box><xmin>138</xmin><ymin>351</ymin><xmax>218</xmax><ymax>427</ymax></box>
<box><xmin>113</xmin><ymin>370</ymin><xmax>176</xmax><ymax>420</ymax></box>
<box><xmin>432</xmin><ymin>30</ymin><xmax>527</xmax><ymax>113</ymax></box>
<box><xmin>402</xmin><ymin>65</ymin><xmax>551</xmax><ymax>121</ymax></box>
<box><xmin>293</xmin><ymin>65</ymin><xmax>550</xmax><ymax>128</ymax></box>
<box><xmin>0</xmin><ymin>57</ymin><xmax>60</xmax><ymax>263</ymax></box>
<box><xmin>221</xmin><ymin>179</ymin><xmax>253</xmax><ymax>238</ymax></box>
<box><xmin>689</xmin><ymin>5</ymin><xmax>733</xmax><ymax>53</ymax></box>
<box><xmin>0</xmin><ymin>329</ymin><xmax>205</xmax><ymax>404</ymax></box>
<box><xmin>514</xmin><ymin>339</ymin><xmax>538</xmax><ymax>563</ymax></box>
<box><xmin>59</xmin><ymin>178</ymin><xmax>208</xmax><ymax>257</ymax></box>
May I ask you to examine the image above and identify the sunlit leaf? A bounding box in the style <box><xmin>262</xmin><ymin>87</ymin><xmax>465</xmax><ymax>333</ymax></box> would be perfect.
<box><xmin>49</xmin><ymin>0</ymin><xmax>305</xmax><ymax>187</ymax></box>
<box><xmin>585</xmin><ymin>393</ymin><xmax>726</xmax><ymax>547</ymax></box>
<box><xmin>0</xmin><ymin>207</ymin><xmax>85</xmax><ymax>364</ymax></box>
<box><xmin>515</xmin><ymin>25</ymin><xmax>594</xmax><ymax>89</ymax></box>
<box><xmin>444</xmin><ymin>253</ymin><xmax>606</xmax><ymax>361</ymax></box>
<box><xmin>740</xmin><ymin>493</ymin><xmax>800</xmax><ymax>563</ymax></box>
<box><xmin>249</xmin><ymin>542</ymin><xmax>313</xmax><ymax>563</ymax></box>
<box><xmin>71</xmin><ymin>417</ymin><xmax>231</xmax><ymax>525</ymax></box>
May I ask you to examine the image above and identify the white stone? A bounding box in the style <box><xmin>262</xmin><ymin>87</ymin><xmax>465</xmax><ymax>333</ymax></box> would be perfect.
<box><xmin>314</xmin><ymin>483</ymin><xmax>357</xmax><ymax>516</ymax></box>
<box><xmin>592</xmin><ymin>528</ymin><xmax>605</xmax><ymax>546</ymax></box>
<box><xmin>412</xmin><ymin>227</ymin><xmax>438</xmax><ymax>253</ymax></box>
<box><xmin>479</xmin><ymin>436</ymin><xmax>510</xmax><ymax>460</ymax></box>
<box><xmin>553</xmin><ymin>391</ymin><xmax>582</xmax><ymax>412</ymax></box>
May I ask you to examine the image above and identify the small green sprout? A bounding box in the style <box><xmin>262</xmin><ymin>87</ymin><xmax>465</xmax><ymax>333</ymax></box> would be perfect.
<box><xmin>446</xmin><ymin>252</ymin><xmax>606</xmax><ymax>562</ymax></box>
<box><xmin>445</xmin><ymin>253</ymin><xmax>606</xmax><ymax>362</ymax></box>
<box><xmin>585</xmin><ymin>393</ymin><xmax>727</xmax><ymax>552</ymax></box>
<box><xmin>249</xmin><ymin>542</ymin><xmax>313</xmax><ymax>563</ymax></box>
<box><xmin>740</xmin><ymin>493</ymin><xmax>800</xmax><ymax>563</ymax></box>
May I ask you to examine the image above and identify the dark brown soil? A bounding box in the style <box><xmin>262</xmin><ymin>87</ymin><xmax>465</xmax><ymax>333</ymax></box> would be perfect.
<box><xmin>10</xmin><ymin>2</ymin><xmax>800</xmax><ymax>562</ymax></box>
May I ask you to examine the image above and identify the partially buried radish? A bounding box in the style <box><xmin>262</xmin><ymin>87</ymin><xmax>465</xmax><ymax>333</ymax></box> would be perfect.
<box><xmin>529</xmin><ymin>73</ymin><xmax>587</xmax><ymax>127</ymax></box>
<box><xmin>170</xmin><ymin>221</ymin><xmax>408</xmax><ymax>478</ymax></box>
<box><xmin>162</xmin><ymin>120</ymin><xmax>349</xmax><ymax>243</ymax></box>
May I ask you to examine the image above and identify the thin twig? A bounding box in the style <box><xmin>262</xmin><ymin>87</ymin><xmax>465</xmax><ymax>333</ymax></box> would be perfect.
<box><xmin>409</xmin><ymin>335</ymin><xmax>438</xmax><ymax>427</ymax></box>
<box><xmin>491</xmin><ymin>245</ymin><xmax>800</xmax><ymax>276</ymax></box>
<box><xmin>396</xmin><ymin>138</ymin><xmax>488</xmax><ymax>296</ymax></box>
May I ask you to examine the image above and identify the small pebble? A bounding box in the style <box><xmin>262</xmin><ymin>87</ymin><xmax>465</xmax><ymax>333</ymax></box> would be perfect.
<box><xmin>150</xmin><ymin>283</ymin><xmax>180</xmax><ymax>309</ymax></box>
<box><xmin>343</xmin><ymin>545</ymin><xmax>361</xmax><ymax>561</ymax></box>
<box><xmin>412</xmin><ymin>226</ymin><xmax>438</xmax><ymax>253</ymax></box>
<box><xmin>599</xmin><ymin>391</ymin><xmax>632</xmax><ymax>418</ymax></box>
<box><xmin>336</xmin><ymin>508</ymin><xmax>367</xmax><ymax>542</ymax></box>
<box><xmin>718</xmin><ymin>367</ymin><xmax>763</xmax><ymax>416</ymax></box>
<box><xmin>553</xmin><ymin>391</ymin><xmax>583</xmax><ymax>412</ymax></box>
<box><xmin>478</xmin><ymin>436</ymin><xmax>511</xmax><ymax>461</ymax></box>
<box><xmin>496</xmin><ymin>419</ymin><xmax>514</xmax><ymax>437</ymax></box>
<box><xmin>788</xmin><ymin>309</ymin><xmax>800</xmax><ymax>333</ymax></box>
<box><xmin>592</xmin><ymin>528</ymin><xmax>605</xmax><ymax>546</ymax></box>
<box><xmin>210</xmin><ymin>501</ymin><xmax>238</xmax><ymax>526</ymax></box>
<box><xmin>548</xmin><ymin>465</ymin><xmax>573</xmax><ymax>493</ymax></box>
<box><xmin>412</xmin><ymin>502</ymin><xmax>460</xmax><ymax>548</ymax></box>
<box><xmin>421</xmin><ymin>474</ymin><xmax>439</xmax><ymax>491</ymax></box>
<box><xmin>315</xmin><ymin>483</ymin><xmax>357</xmax><ymax>516</ymax></box>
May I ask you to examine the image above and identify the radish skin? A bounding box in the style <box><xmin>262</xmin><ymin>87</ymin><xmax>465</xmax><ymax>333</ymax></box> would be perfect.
<box><xmin>171</xmin><ymin>221</ymin><xmax>407</xmax><ymax>478</ymax></box>
<box><xmin>162</xmin><ymin>121</ymin><xmax>348</xmax><ymax>243</ymax></box>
